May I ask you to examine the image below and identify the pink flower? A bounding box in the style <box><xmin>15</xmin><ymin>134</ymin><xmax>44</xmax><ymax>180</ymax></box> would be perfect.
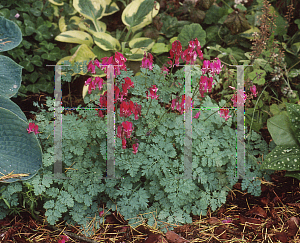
<box><xmin>201</xmin><ymin>60</ymin><xmax>210</xmax><ymax>75</ymax></box>
<box><xmin>133</xmin><ymin>143</ymin><xmax>139</xmax><ymax>154</ymax></box>
<box><xmin>94</xmin><ymin>59</ymin><xmax>101</xmax><ymax>69</ymax></box>
<box><xmin>193</xmin><ymin>111</ymin><xmax>201</xmax><ymax>119</ymax></box>
<box><xmin>15</xmin><ymin>13</ymin><xmax>20</xmax><ymax>19</ymax></box>
<box><xmin>231</xmin><ymin>89</ymin><xmax>247</xmax><ymax>107</ymax></box>
<box><xmin>181</xmin><ymin>38</ymin><xmax>203</xmax><ymax>65</ymax></box>
<box><xmin>168</xmin><ymin>41</ymin><xmax>182</xmax><ymax>67</ymax></box>
<box><xmin>122</xmin><ymin>139</ymin><xmax>127</xmax><ymax>149</ymax></box>
<box><xmin>210</xmin><ymin>58</ymin><xmax>223</xmax><ymax>76</ymax></box>
<box><xmin>124</xmin><ymin>77</ymin><xmax>134</xmax><ymax>89</ymax></box>
<box><xmin>100</xmin><ymin>52</ymin><xmax>127</xmax><ymax>78</ymax></box>
<box><xmin>161</xmin><ymin>65</ymin><xmax>169</xmax><ymax>76</ymax></box>
<box><xmin>222</xmin><ymin>218</ymin><xmax>232</xmax><ymax>224</ymax></box>
<box><xmin>141</xmin><ymin>52</ymin><xmax>154</xmax><ymax>70</ymax></box>
<box><xmin>146</xmin><ymin>85</ymin><xmax>159</xmax><ymax>100</ymax></box>
<box><xmin>199</xmin><ymin>76</ymin><xmax>214</xmax><ymax>98</ymax></box>
<box><xmin>27</xmin><ymin>122</ymin><xmax>39</xmax><ymax>135</ymax></box>
<box><xmin>94</xmin><ymin>77</ymin><xmax>104</xmax><ymax>91</ymax></box>
<box><xmin>170</xmin><ymin>95</ymin><xmax>193</xmax><ymax>115</ymax></box>
<box><xmin>250</xmin><ymin>85</ymin><xmax>257</xmax><ymax>97</ymax></box>
<box><xmin>99</xmin><ymin>210</ymin><xmax>104</xmax><ymax>217</ymax></box>
<box><xmin>58</xmin><ymin>235</ymin><xmax>69</xmax><ymax>243</ymax></box>
<box><xmin>218</xmin><ymin>108</ymin><xmax>232</xmax><ymax>121</ymax></box>
<box><xmin>97</xmin><ymin>109</ymin><xmax>104</xmax><ymax>118</ymax></box>
<box><xmin>122</xmin><ymin>121</ymin><xmax>133</xmax><ymax>138</ymax></box>
<box><xmin>87</xmin><ymin>60</ymin><xmax>96</xmax><ymax>74</ymax></box>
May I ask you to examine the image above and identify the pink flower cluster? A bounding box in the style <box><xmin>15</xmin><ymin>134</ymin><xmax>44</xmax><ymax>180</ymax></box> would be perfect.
<box><xmin>145</xmin><ymin>85</ymin><xmax>159</xmax><ymax>100</ymax></box>
<box><xmin>87</xmin><ymin>52</ymin><xmax>127</xmax><ymax>78</ymax></box>
<box><xmin>84</xmin><ymin>38</ymin><xmax>259</xmax><ymax>154</ymax></box>
<box><xmin>27</xmin><ymin>122</ymin><xmax>39</xmax><ymax>135</ymax></box>
<box><xmin>116</xmin><ymin>121</ymin><xmax>139</xmax><ymax>154</ymax></box>
<box><xmin>201</xmin><ymin>59</ymin><xmax>223</xmax><ymax>76</ymax></box>
<box><xmin>171</xmin><ymin>94</ymin><xmax>195</xmax><ymax>115</ymax></box>
<box><xmin>141</xmin><ymin>52</ymin><xmax>154</xmax><ymax>70</ymax></box>
<box><xmin>166</xmin><ymin>38</ymin><xmax>203</xmax><ymax>67</ymax></box>
<box><xmin>229</xmin><ymin>85</ymin><xmax>258</xmax><ymax>107</ymax></box>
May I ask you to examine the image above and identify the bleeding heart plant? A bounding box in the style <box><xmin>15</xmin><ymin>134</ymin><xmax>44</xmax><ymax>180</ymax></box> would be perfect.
<box><xmin>83</xmin><ymin>38</ymin><xmax>257</xmax><ymax>155</ymax></box>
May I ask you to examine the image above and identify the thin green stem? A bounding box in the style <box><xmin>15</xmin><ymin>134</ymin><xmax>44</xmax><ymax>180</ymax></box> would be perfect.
<box><xmin>245</xmin><ymin>84</ymin><xmax>271</xmax><ymax>147</ymax></box>
<box><xmin>288</xmin><ymin>59</ymin><xmax>300</xmax><ymax>72</ymax></box>
<box><xmin>219</xmin><ymin>0</ymin><xmax>232</xmax><ymax>9</ymax></box>
<box><xmin>145</xmin><ymin>97</ymin><xmax>153</xmax><ymax>117</ymax></box>
<box><xmin>93</xmin><ymin>20</ymin><xmax>101</xmax><ymax>33</ymax></box>
<box><xmin>124</xmin><ymin>28</ymin><xmax>132</xmax><ymax>43</ymax></box>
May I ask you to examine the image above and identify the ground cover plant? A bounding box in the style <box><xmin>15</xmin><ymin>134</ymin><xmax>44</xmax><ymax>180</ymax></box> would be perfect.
<box><xmin>1</xmin><ymin>0</ymin><xmax>300</xmax><ymax>242</ymax></box>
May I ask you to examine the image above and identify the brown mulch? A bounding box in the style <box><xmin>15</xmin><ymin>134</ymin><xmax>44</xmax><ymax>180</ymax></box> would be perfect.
<box><xmin>1</xmin><ymin>170</ymin><xmax>300</xmax><ymax>243</ymax></box>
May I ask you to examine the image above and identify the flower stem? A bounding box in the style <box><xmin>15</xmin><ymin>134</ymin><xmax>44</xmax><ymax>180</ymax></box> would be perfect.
<box><xmin>145</xmin><ymin>97</ymin><xmax>153</xmax><ymax>117</ymax></box>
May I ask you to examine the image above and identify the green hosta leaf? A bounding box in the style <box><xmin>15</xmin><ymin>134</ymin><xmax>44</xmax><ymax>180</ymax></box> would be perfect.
<box><xmin>127</xmin><ymin>48</ymin><xmax>144</xmax><ymax>61</ymax></box>
<box><xmin>151</xmin><ymin>43</ymin><xmax>169</xmax><ymax>53</ymax></box>
<box><xmin>178</xmin><ymin>23</ymin><xmax>206</xmax><ymax>47</ymax></box>
<box><xmin>267</xmin><ymin>111</ymin><xmax>299</xmax><ymax>146</ymax></box>
<box><xmin>285</xmin><ymin>171</ymin><xmax>300</xmax><ymax>181</ymax></box>
<box><xmin>262</xmin><ymin>145</ymin><xmax>300</xmax><ymax>171</ymax></box>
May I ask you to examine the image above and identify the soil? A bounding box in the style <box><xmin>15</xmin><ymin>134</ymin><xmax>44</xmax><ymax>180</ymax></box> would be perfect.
<box><xmin>1</xmin><ymin>170</ymin><xmax>300</xmax><ymax>242</ymax></box>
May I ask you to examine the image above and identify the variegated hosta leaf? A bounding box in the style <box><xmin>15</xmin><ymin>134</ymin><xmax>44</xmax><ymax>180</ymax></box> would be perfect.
<box><xmin>127</xmin><ymin>48</ymin><xmax>146</xmax><ymax>61</ymax></box>
<box><xmin>285</xmin><ymin>102</ymin><xmax>300</xmax><ymax>144</ymax></box>
<box><xmin>128</xmin><ymin>37</ymin><xmax>154</xmax><ymax>50</ymax></box>
<box><xmin>56</xmin><ymin>44</ymin><xmax>96</xmax><ymax>76</ymax></box>
<box><xmin>78</xmin><ymin>19</ymin><xmax>107</xmax><ymax>35</ymax></box>
<box><xmin>55</xmin><ymin>31</ymin><xmax>94</xmax><ymax>46</ymax></box>
<box><xmin>122</xmin><ymin>0</ymin><xmax>160</xmax><ymax>33</ymax></box>
<box><xmin>58</xmin><ymin>17</ymin><xmax>67</xmax><ymax>33</ymax></box>
<box><xmin>48</xmin><ymin>0</ymin><xmax>64</xmax><ymax>6</ymax></box>
<box><xmin>93</xmin><ymin>32</ymin><xmax>121</xmax><ymax>51</ymax></box>
<box><xmin>73</xmin><ymin>0</ymin><xmax>106</xmax><ymax>28</ymax></box>
<box><xmin>262</xmin><ymin>146</ymin><xmax>300</xmax><ymax>171</ymax></box>
<box><xmin>103</xmin><ymin>0</ymin><xmax>120</xmax><ymax>16</ymax></box>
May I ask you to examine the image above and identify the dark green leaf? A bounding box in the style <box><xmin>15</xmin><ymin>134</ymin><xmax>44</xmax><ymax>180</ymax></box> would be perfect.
<box><xmin>178</xmin><ymin>23</ymin><xmax>206</xmax><ymax>47</ymax></box>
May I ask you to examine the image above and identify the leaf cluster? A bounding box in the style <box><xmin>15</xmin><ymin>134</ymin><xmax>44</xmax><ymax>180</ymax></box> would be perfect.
<box><xmin>0</xmin><ymin>0</ymin><xmax>68</xmax><ymax>96</ymax></box>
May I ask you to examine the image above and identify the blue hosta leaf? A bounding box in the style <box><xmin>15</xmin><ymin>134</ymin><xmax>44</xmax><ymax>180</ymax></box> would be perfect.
<box><xmin>0</xmin><ymin>16</ymin><xmax>22</xmax><ymax>52</ymax></box>
<box><xmin>0</xmin><ymin>96</ymin><xmax>42</xmax><ymax>183</ymax></box>
<box><xmin>0</xmin><ymin>56</ymin><xmax>23</xmax><ymax>98</ymax></box>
